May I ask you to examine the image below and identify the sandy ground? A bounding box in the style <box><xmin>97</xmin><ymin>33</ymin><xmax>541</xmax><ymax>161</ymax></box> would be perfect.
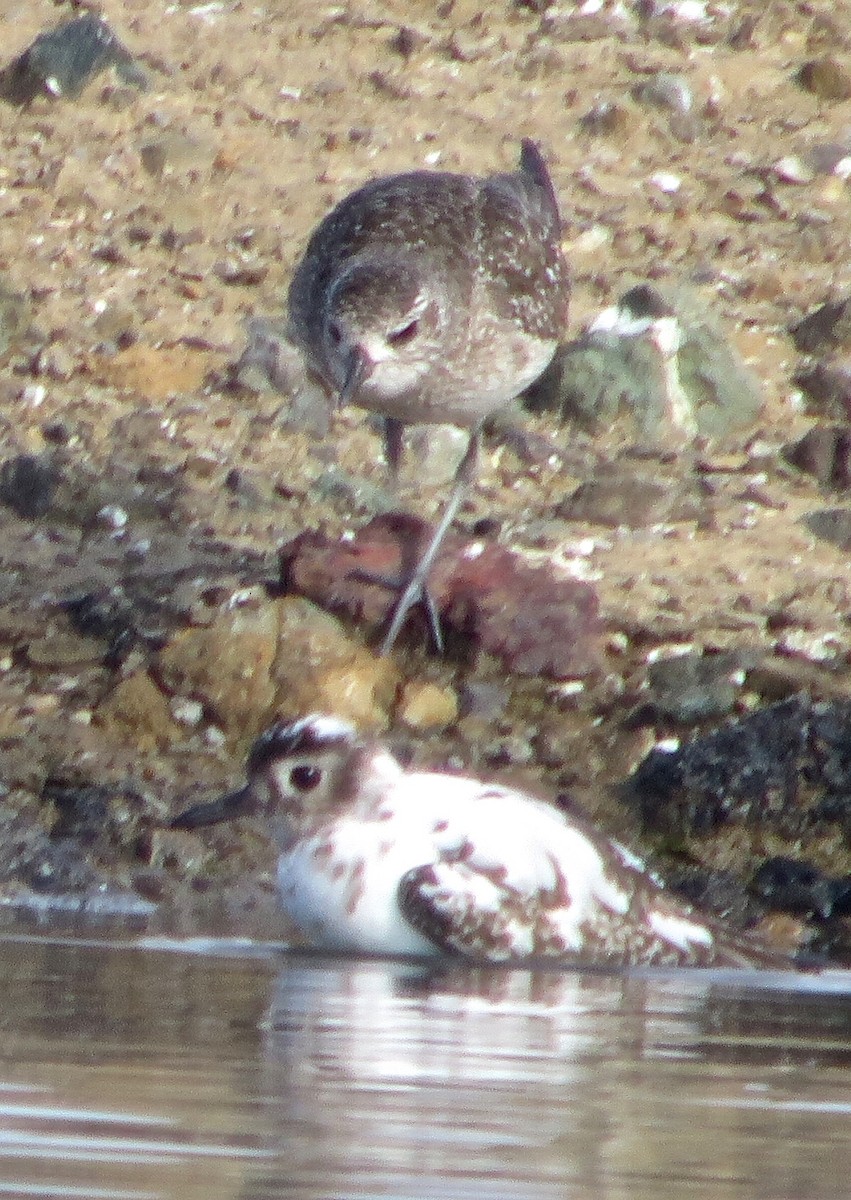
<box><xmin>1</xmin><ymin>0</ymin><xmax>851</xmax><ymax>947</ymax></box>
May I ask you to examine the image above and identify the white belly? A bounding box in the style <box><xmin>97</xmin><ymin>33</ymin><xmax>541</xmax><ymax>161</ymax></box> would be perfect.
<box><xmin>277</xmin><ymin>824</ymin><xmax>438</xmax><ymax>956</ymax></box>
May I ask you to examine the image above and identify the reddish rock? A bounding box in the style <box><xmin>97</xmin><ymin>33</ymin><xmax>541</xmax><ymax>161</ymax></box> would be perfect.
<box><xmin>281</xmin><ymin>513</ymin><xmax>601</xmax><ymax>679</ymax></box>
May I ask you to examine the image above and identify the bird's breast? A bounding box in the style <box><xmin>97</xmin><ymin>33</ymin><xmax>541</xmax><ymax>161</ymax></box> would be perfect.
<box><xmin>276</xmin><ymin>820</ymin><xmax>440</xmax><ymax>955</ymax></box>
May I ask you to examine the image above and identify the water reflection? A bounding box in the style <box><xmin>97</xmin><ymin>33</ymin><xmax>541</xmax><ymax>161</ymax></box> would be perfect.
<box><xmin>256</xmin><ymin>959</ymin><xmax>851</xmax><ymax>1199</ymax></box>
<box><xmin>0</xmin><ymin>935</ymin><xmax>849</xmax><ymax>1200</ymax></box>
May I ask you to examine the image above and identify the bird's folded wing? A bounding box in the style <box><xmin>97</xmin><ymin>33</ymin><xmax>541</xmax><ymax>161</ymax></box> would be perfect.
<box><xmin>398</xmin><ymin>858</ymin><xmax>578</xmax><ymax>962</ymax></box>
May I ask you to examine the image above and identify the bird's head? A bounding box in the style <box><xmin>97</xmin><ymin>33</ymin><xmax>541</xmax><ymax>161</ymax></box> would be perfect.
<box><xmin>322</xmin><ymin>257</ymin><xmax>445</xmax><ymax>406</ymax></box>
<box><xmin>171</xmin><ymin>714</ymin><xmax>367</xmax><ymax>848</ymax></box>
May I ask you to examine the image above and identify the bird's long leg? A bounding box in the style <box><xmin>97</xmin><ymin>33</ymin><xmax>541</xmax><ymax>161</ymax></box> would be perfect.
<box><xmin>383</xmin><ymin>416</ymin><xmax>405</xmax><ymax>481</ymax></box>
<box><xmin>379</xmin><ymin>426</ymin><xmax>481</xmax><ymax>656</ymax></box>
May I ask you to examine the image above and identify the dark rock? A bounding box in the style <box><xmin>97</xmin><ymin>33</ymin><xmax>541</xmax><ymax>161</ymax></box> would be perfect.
<box><xmin>803</xmin><ymin>508</ymin><xmax>851</xmax><ymax>550</ymax></box>
<box><xmin>791</xmin><ymin>297</ymin><xmax>851</xmax><ymax>354</ymax></box>
<box><xmin>46</xmin><ymin>778</ymin><xmax>150</xmax><ymax>854</ymax></box>
<box><xmin>642</xmin><ymin>650</ymin><xmax>754</xmax><ymax>723</ymax></box>
<box><xmin>20</xmin><ymin>839</ymin><xmax>101</xmax><ymax>894</ymax></box>
<box><xmin>281</xmin><ymin>513</ymin><xmax>602</xmax><ymax>678</ymax></box>
<box><xmin>805</xmin><ymin>921</ymin><xmax>851</xmax><ymax>963</ymax></box>
<box><xmin>0</xmin><ymin>14</ymin><xmax>148</xmax><ymax>104</ymax></box>
<box><xmin>782</xmin><ymin>425</ymin><xmax>851</xmax><ymax>489</ymax></box>
<box><xmin>0</xmin><ymin>810</ymin><xmax>98</xmax><ymax>895</ymax></box>
<box><xmin>62</xmin><ymin>588</ymin><xmax>140</xmax><ymax>657</ymax></box>
<box><xmin>0</xmin><ymin>453</ymin><xmax>59</xmax><ymax>518</ymax></box>
<box><xmin>61</xmin><ymin>585</ymin><xmax>173</xmax><ymax>665</ymax></box>
<box><xmin>794</xmin><ymin>360</ymin><xmax>851</xmax><ymax>419</ymax></box>
<box><xmin>750</xmin><ymin>856</ymin><xmax>842</xmax><ymax>919</ymax></box>
<box><xmin>797</xmin><ymin>56</ymin><xmax>851</xmax><ymax>102</ymax></box>
<box><xmin>623</xmin><ymin>696</ymin><xmax>851</xmax><ymax>837</ymax></box>
<box><xmin>663</xmin><ymin>864</ymin><xmax>768</xmax><ymax>929</ymax></box>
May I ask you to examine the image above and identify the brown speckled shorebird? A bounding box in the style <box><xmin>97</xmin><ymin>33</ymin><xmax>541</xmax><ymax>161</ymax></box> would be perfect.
<box><xmin>287</xmin><ymin>141</ymin><xmax>570</xmax><ymax>654</ymax></box>
<box><xmin>173</xmin><ymin>714</ymin><xmax>790</xmax><ymax>969</ymax></box>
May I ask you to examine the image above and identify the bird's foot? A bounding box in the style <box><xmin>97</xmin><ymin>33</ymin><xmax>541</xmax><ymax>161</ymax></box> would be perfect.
<box><xmin>348</xmin><ymin>563</ymin><xmax>444</xmax><ymax>655</ymax></box>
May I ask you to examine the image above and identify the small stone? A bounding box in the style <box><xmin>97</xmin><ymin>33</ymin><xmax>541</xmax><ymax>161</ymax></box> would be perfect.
<box><xmin>156</xmin><ymin>591</ymin><xmax>279</xmax><ymax>739</ymax></box>
<box><xmin>797</xmin><ymin>56</ymin><xmax>851</xmax><ymax>102</ymax></box>
<box><xmin>642</xmin><ymin>651</ymin><xmax>751</xmax><ymax>723</ymax></box>
<box><xmin>403</xmin><ymin>424</ymin><xmax>469</xmax><ymax>487</ymax></box>
<box><xmin>773</xmin><ymin>155</ymin><xmax>815</xmax><ymax>185</ymax></box>
<box><xmin>0</xmin><ymin>13</ymin><xmax>147</xmax><ymax>104</ymax></box>
<box><xmin>170</xmin><ymin>697</ymin><xmax>204</xmax><ymax>727</ymax></box>
<box><xmin>804</xmin><ymin>508</ymin><xmax>851</xmax><ymax>550</ymax></box>
<box><xmin>557</xmin><ymin>463</ymin><xmax>705</xmax><ymax>528</ymax></box>
<box><xmin>396</xmin><ymin>681</ymin><xmax>459</xmax><ymax>730</ymax></box>
<box><xmin>35</xmin><ymin>343</ymin><xmax>74</xmax><ymax>381</ymax></box>
<box><xmin>139</xmin><ymin>133</ymin><xmax>211</xmax><ymax>179</ymax></box>
<box><xmin>791</xmin><ymin>296</ymin><xmax>851</xmax><ymax>354</ymax></box>
<box><xmin>794</xmin><ymin>360</ymin><xmax>851</xmax><ymax>418</ymax></box>
<box><xmin>0</xmin><ymin>454</ymin><xmax>59</xmax><ymax>519</ymax></box>
<box><xmin>390</xmin><ymin>26</ymin><xmax>428</xmax><ymax>58</ymax></box>
<box><xmin>95</xmin><ymin>671</ymin><xmax>181</xmax><ymax>751</ymax></box>
<box><xmin>25</xmin><ymin>632</ymin><xmax>104</xmax><ymax>667</ymax></box>
<box><xmin>213</xmin><ymin>258</ymin><xmax>268</xmax><ymax>286</ymax></box>
<box><xmin>579</xmin><ymin>101</ymin><xmax>637</xmax><ymax>139</ymax></box>
<box><xmin>459</xmin><ymin>680</ymin><xmax>510</xmax><ymax>720</ymax></box>
<box><xmin>648</xmin><ymin>171</ymin><xmax>681</xmax><ymax>194</ymax></box>
<box><xmin>633</xmin><ymin>72</ymin><xmax>694</xmax><ymax>115</ymax></box>
<box><xmin>783</xmin><ymin>426</ymin><xmax>851</xmax><ymax>489</ymax></box>
<box><xmin>94</xmin><ymin>504</ymin><xmax>129</xmax><ymax>532</ymax></box>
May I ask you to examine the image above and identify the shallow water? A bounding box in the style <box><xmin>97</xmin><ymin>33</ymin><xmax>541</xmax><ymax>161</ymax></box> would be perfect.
<box><xmin>0</xmin><ymin>933</ymin><xmax>849</xmax><ymax>1200</ymax></box>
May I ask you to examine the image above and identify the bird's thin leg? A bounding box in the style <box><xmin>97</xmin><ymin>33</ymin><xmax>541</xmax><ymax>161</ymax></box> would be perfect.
<box><xmin>383</xmin><ymin>416</ymin><xmax>405</xmax><ymax>481</ymax></box>
<box><xmin>379</xmin><ymin>426</ymin><xmax>481</xmax><ymax>656</ymax></box>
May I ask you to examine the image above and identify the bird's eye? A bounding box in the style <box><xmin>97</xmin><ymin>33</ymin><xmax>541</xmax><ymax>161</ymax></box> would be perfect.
<box><xmin>290</xmin><ymin>764</ymin><xmax>322</xmax><ymax>792</ymax></box>
<box><xmin>387</xmin><ymin>318</ymin><xmax>419</xmax><ymax>346</ymax></box>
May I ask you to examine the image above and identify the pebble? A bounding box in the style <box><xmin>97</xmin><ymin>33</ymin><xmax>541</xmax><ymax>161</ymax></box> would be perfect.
<box><xmin>642</xmin><ymin>650</ymin><xmax>751</xmax><ymax>723</ymax></box>
<box><xmin>790</xmin><ymin>296</ymin><xmax>851</xmax><ymax>354</ymax></box>
<box><xmin>404</xmin><ymin>424</ymin><xmax>469</xmax><ymax>488</ymax></box>
<box><xmin>396</xmin><ymin>681</ymin><xmax>459</xmax><ymax>730</ymax></box>
<box><xmin>95</xmin><ymin>671</ymin><xmax>181</xmax><ymax>751</ymax></box>
<box><xmin>751</xmin><ymin>857</ymin><xmax>849</xmax><ymax>920</ymax></box>
<box><xmin>25</xmin><ymin>632</ymin><xmax>104</xmax><ymax>667</ymax></box>
<box><xmin>0</xmin><ymin>454</ymin><xmax>59</xmax><ymax>519</ymax></box>
<box><xmin>797</xmin><ymin>56</ymin><xmax>851</xmax><ymax>102</ymax></box>
<box><xmin>783</xmin><ymin>425</ymin><xmax>851</xmax><ymax>490</ymax></box>
<box><xmin>170</xmin><ymin>697</ymin><xmax>204</xmax><ymax>727</ymax></box>
<box><xmin>0</xmin><ymin>13</ymin><xmax>148</xmax><ymax>104</ymax></box>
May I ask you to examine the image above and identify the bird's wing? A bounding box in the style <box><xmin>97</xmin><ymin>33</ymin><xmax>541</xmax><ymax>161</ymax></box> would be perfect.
<box><xmin>397</xmin><ymin>786</ymin><xmax>788</xmax><ymax>968</ymax></box>
<box><xmin>396</xmin><ymin>786</ymin><xmax>632</xmax><ymax>962</ymax></box>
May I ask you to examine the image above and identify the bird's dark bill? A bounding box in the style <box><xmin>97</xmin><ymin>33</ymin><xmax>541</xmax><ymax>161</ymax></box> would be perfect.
<box><xmin>170</xmin><ymin>786</ymin><xmax>255</xmax><ymax>830</ymax></box>
<box><xmin>340</xmin><ymin>346</ymin><xmax>370</xmax><ymax>406</ymax></box>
